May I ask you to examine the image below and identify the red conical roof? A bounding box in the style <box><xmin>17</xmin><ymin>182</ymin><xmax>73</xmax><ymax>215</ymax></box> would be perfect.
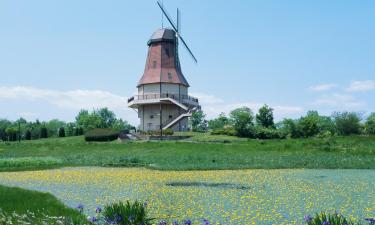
<box><xmin>137</xmin><ymin>28</ymin><xmax>190</xmax><ymax>87</ymax></box>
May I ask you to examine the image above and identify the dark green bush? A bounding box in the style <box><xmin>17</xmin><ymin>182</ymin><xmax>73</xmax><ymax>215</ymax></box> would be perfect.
<box><xmin>163</xmin><ymin>128</ymin><xmax>174</xmax><ymax>135</ymax></box>
<box><xmin>84</xmin><ymin>128</ymin><xmax>119</xmax><ymax>142</ymax></box>
<box><xmin>25</xmin><ymin>130</ymin><xmax>32</xmax><ymax>140</ymax></box>
<box><xmin>211</xmin><ymin>127</ymin><xmax>236</xmax><ymax>136</ymax></box>
<box><xmin>254</xmin><ymin>127</ymin><xmax>285</xmax><ymax>139</ymax></box>
<box><xmin>40</xmin><ymin>127</ymin><xmax>48</xmax><ymax>139</ymax></box>
<box><xmin>102</xmin><ymin>201</ymin><xmax>152</xmax><ymax>225</ymax></box>
<box><xmin>58</xmin><ymin>127</ymin><xmax>65</xmax><ymax>138</ymax></box>
<box><xmin>146</xmin><ymin>128</ymin><xmax>174</xmax><ymax>136</ymax></box>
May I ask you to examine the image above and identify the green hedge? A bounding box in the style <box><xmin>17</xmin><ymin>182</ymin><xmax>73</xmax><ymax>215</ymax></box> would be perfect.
<box><xmin>84</xmin><ymin>128</ymin><xmax>119</xmax><ymax>142</ymax></box>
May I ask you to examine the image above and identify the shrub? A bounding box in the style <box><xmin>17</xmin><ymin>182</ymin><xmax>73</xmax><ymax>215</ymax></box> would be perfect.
<box><xmin>102</xmin><ymin>201</ymin><xmax>152</xmax><ymax>225</ymax></box>
<box><xmin>254</xmin><ymin>127</ymin><xmax>285</xmax><ymax>139</ymax></box>
<box><xmin>40</xmin><ymin>127</ymin><xmax>48</xmax><ymax>139</ymax></box>
<box><xmin>365</xmin><ymin>113</ymin><xmax>375</xmax><ymax>135</ymax></box>
<box><xmin>304</xmin><ymin>212</ymin><xmax>366</xmax><ymax>225</ymax></box>
<box><xmin>163</xmin><ymin>128</ymin><xmax>174</xmax><ymax>135</ymax></box>
<box><xmin>25</xmin><ymin>130</ymin><xmax>32</xmax><ymax>140</ymax></box>
<box><xmin>84</xmin><ymin>128</ymin><xmax>119</xmax><ymax>142</ymax></box>
<box><xmin>58</xmin><ymin>127</ymin><xmax>66</xmax><ymax>138</ymax></box>
<box><xmin>316</xmin><ymin>130</ymin><xmax>333</xmax><ymax>138</ymax></box>
<box><xmin>211</xmin><ymin>126</ymin><xmax>236</xmax><ymax>136</ymax></box>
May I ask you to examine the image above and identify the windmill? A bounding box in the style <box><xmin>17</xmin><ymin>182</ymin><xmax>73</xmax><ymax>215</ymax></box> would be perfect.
<box><xmin>157</xmin><ymin>0</ymin><xmax>198</xmax><ymax>64</ymax></box>
<box><xmin>128</xmin><ymin>1</ymin><xmax>200</xmax><ymax>133</ymax></box>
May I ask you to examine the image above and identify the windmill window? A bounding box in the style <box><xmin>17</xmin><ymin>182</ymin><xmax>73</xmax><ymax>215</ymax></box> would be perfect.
<box><xmin>169</xmin><ymin>115</ymin><xmax>173</xmax><ymax>119</ymax></box>
<box><xmin>165</xmin><ymin>48</ymin><xmax>170</xmax><ymax>57</ymax></box>
<box><xmin>168</xmin><ymin>73</ymin><xmax>173</xmax><ymax>80</ymax></box>
<box><xmin>150</xmin><ymin>115</ymin><xmax>154</xmax><ymax>119</ymax></box>
<box><xmin>152</xmin><ymin>60</ymin><xmax>157</xmax><ymax>68</ymax></box>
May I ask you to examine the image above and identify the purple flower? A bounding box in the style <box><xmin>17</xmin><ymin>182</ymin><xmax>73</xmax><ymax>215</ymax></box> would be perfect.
<box><xmin>88</xmin><ymin>216</ymin><xmax>98</xmax><ymax>223</ymax></box>
<box><xmin>143</xmin><ymin>201</ymin><xmax>148</xmax><ymax>207</ymax></box>
<box><xmin>173</xmin><ymin>221</ymin><xmax>179</xmax><ymax>225</ymax></box>
<box><xmin>115</xmin><ymin>215</ymin><xmax>123</xmax><ymax>223</ymax></box>
<box><xmin>304</xmin><ymin>215</ymin><xmax>313</xmax><ymax>223</ymax></box>
<box><xmin>159</xmin><ymin>221</ymin><xmax>167</xmax><ymax>225</ymax></box>
<box><xmin>322</xmin><ymin>221</ymin><xmax>330</xmax><ymax>225</ymax></box>
<box><xmin>184</xmin><ymin>219</ymin><xmax>192</xmax><ymax>225</ymax></box>
<box><xmin>95</xmin><ymin>207</ymin><xmax>102</xmax><ymax>214</ymax></box>
<box><xmin>202</xmin><ymin>219</ymin><xmax>210</xmax><ymax>225</ymax></box>
<box><xmin>76</xmin><ymin>204</ymin><xmax>84</xmax><ymax>212</ymax></box>
<box><xmin>365</xmin><ymin>218</ymin><xmax>375</xmax><ymax>225</ymax></box>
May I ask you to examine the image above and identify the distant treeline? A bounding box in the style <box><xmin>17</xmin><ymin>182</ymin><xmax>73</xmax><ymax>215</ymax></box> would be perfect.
<box><xmin>0</xmin><ymin>108</ymin><xmax>134</xmax><ymax>142</ymax></box>
<box><xmin>192</xmin><ymin>105</ymin><xmax>375</xmax><ymax>139</ymax></box>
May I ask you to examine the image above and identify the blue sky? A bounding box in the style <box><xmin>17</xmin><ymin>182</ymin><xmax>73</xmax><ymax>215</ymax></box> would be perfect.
<box><xmin>0</xmin><ymin>0</ymin><xmax>374</xmax><ymax>125</ymax></box>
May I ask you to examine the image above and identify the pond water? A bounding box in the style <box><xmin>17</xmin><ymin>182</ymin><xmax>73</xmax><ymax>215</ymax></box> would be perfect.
<box><xmin>0</xmin><ymin>167</ymin><xmax>374</xmax><ymax>224</ymax></box>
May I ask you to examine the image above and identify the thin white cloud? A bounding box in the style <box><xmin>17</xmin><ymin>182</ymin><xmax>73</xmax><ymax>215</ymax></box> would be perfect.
<box><xmin>190</xmin><ymin>92</ymin><xmax>224</xmax><ymax>104</ymax></box>
<box><xmin>0</xmin><ymin>86</ymin><xmax>127</xmax><ymax>110</ymax></box>
<box><xmin>311</xmin><ymin>93</ymin><xmax>366</xmax><ymax>109</ymax></box>
<box><xmin>191</xmin><ymin>92</ymin><xmax>304</xmax><ymax>121</ymax></box>
<box><xmin>309</xmin><ymin>83</ymin><xmax>338</xmax><ymax>91</ymax></box>
<box><xmin>346</xmin><ymin>80</ymin><xmax>375</xmax><ymax>92</ymax></box>
<box><xmin>0</xmin><ymin>86</ymin><xmax>137</xmax><ymax>124</ymax></box>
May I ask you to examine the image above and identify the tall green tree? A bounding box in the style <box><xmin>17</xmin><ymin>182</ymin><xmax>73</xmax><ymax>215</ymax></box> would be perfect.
<box><xmin>0</xmin><ymin>119</ymin><xmax>12</xmax><ymax>141</ymax></box>
<box><xmin>191</xmin><ymin>110</ymin><xmax>207</xmax><ymax>132</ymax></box>
<box><xmin>256</xmin><ymin>104</ymin><xmax>275</xmax><ymax>128</ymax></box>
<box><xmin>229</xmin><ymin>107</ymin><xmax>254</xmax><ymax>137</ymax></box>
<box><xmin>365</xmin><ymin>113</ymin><xmax>375</xmax><ymax>135</ymax></box>
<box><xmin>46</xmin><ymin>119</ymin><xmax>66</xmax><ymax>137</ymax></box>
<box><xmin>332</xmin><ymin>112</ymin><xmax>362</xmax><ymax>135</ymax></box>
<box><xmin>208</xmin><ymin>113</ymin><xmax>230</xmax><ymax>130</ymax></box>
<box><xmin>95</xmin><ymin>107</ymin><xmax>116</xmax><ymax>128</ymax></box>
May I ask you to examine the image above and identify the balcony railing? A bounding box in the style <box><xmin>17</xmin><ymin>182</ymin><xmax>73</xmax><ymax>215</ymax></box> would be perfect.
<box><xmin>128</xmin><ymin>93</ymin><xmax>199</xmax><ymax>104</ymax></box>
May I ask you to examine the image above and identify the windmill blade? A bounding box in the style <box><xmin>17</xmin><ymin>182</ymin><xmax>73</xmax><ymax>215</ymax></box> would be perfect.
<box><xmin>179</xmin><ymin>35</ymin><xmax>198</xmax><ymax>63</ymax></box>
<box><xmin>157</xmin><ymin>0</ymin><xmax>178</xmax><ymax>32</ymax></box>
<box><xmin>177</xmin><ymin>8</ymin><xmax>181</xmax><ymax>33</ymax></box>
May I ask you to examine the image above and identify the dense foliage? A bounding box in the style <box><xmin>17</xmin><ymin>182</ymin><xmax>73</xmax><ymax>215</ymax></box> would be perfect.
<box><xmin>208</xmin><ymin>105</ymin><xmax>374</xmax><ymax>139</ymax></box>
<box><xmin>0</xmin><ymin>108</ymin><xmax>133</xmax><ymax>142</ymax></box>
<box><xmin>191</xmin><ymin>110</ymin><xmax>207</xmax><ymax>132</ymax></box>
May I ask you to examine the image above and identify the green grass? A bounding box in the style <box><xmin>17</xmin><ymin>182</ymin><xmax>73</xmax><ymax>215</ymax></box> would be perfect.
<box><xmin>0</xmin><ymin>184</ymin><xmax>85</xmax><ymax>222</ymax></box>
<box><xmin>0</xmin><ymin>134</ymin><xmax>374</xmax><ymax>171</ymax></box>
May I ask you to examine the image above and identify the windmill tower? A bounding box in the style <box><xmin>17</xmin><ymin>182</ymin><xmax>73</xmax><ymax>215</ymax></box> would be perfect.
<box><xmin>128</xmin><ymin>1</ymin><xmax>200</xmax><ymax>132</ymax></box>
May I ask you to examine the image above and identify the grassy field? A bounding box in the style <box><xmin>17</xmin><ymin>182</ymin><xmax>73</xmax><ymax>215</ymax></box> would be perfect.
<box><xmin>0</xmin><ymin>133</ymin><xmax>374</xmax><ymax>171</ymax></box>
<box><xmin>0</xmin><ymin>184</ymin><xmax>85</xmax><ymax>222</ymax></box>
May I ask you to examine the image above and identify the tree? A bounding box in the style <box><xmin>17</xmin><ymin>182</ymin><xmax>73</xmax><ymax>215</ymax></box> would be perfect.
<box><xmin>365</xmin><ymin>113</ymin><xmax>375</xmax><ymax>135</ymax></box>
<box><xmin>191</xmin><ymin>110</ymin><xmax>207</xmax><ymax>132</ymax></box>
<box><xmin>25</xmin><ymin>130</ymin><xmax>32</xmax><ymax>140</ymax></box>
<box><xmin>46</xmin><ymin>119</ymin><xmax>66</xmax><ymax>137</ymax></box>
<box><xmin>40</xmin><ymin>126</ymin><xmax>48</xmax><ymax>139</ymax></box>
<box><xmin>65</xmin><ymin>122</ymin><xmax>76</xmax><ymax>136</ymax></box>
<box><xmin>5</xmin><ymin>127</ymin><xmax>17</xmax><ymax>141</ymax></box>
<box><xmin>112</xmin><ymin>119</ymin><xmax>133</xmax><ymax>131</ymax></box>
<box><xmin>208</xmin><ymin>113</ymin><xmax>230</xmax><ymax>130</ymax></box>
<box><xmin>95</xmin><ymin>108</ymin><xmax>116</xmax><ymax>128</ymax></box>
<box><xmin>75</xmin><ymin>109</ymin><xmax>102</xmax><ymax>132</ymax></box>
<box><xmin>58</xmin><ymin>127</ymin><xmax>66</xmax><ymax>137</ymax></box>
<box><xmin>256</xmin><ymin>105</ymin><xmax>275</xmax><ymax>128</ymax></box>
<box><xmin>0</xmin><ymin>119</ymin><xmax>11</xmax><ymax>141</ymax></box>
<box><xmin>333</xmin><ymin>112</ymin><xmax>362</xmax><ymax>135</ymax></box>
<box><xmin>278</xmin><ymin>119</ymin><xmax>299</xmax><ymax>138</ymax></box>
<box><xmin>229</xmin><ymin>107</ymin><xmax>254</xmax><ymax>137</ymax></box>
